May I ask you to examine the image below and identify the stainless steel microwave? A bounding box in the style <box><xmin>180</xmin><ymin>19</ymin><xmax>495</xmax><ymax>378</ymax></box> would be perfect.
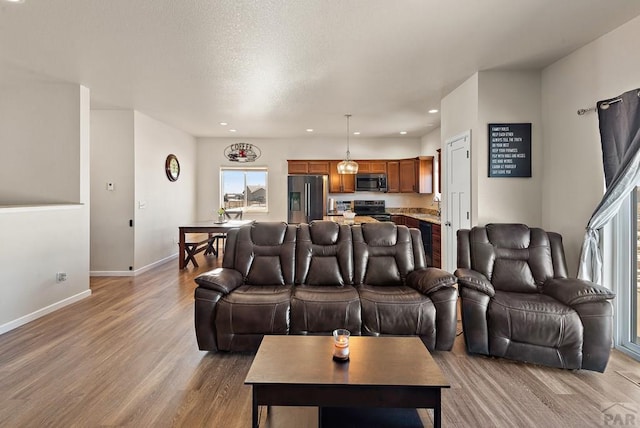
<box><xmin>355</xmin><ymin>173</ymin><xmax>387</xmax><ymax>192</ymax></box>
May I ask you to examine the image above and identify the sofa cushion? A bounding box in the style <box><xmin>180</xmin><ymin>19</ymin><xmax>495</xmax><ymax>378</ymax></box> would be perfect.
<box><xmin>234</xmin><ymin>222</ymin><xmax>297</xmax><ymax>286</ymax></box>
<box><xmin>216</xmin><ymin>285</ymin><xmax>291</xmax><ymax>335</ymax></box>
<box><xmin>290</xmin><ymin>285</ymin><xmax>361</xmax><ymax>334</ymax></box>
<box><xmin>358</xmin><ymin>285</ymin><xmax>436</xmax><ymax>343</ymax></box>
<box><xmin>488</xmin><ymin>290</ymin><xmax>583</xmax><ymax>369</ymax></box>
<box><xmin>353</xmin><ymin>223</ymin><xmax>415</xmax><ymax>286</ymax></box>
<box><xmin>295</xmin><ymin>222</ymin><xmax>353</xmax><ymax>286</ymax></box>
<box><xmin>468</xmin><ymin>224</ymin><xmax>556</xmax><ymax>293</ymax></box>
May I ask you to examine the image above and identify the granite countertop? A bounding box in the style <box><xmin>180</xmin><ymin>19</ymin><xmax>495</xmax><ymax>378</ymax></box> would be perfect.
<box><xmin>323</xmin><ymin>215</ymin><xmax>378</xmax><ymax>225</ymax></box>
<box><xmin>388</xmin><ymin>212</ymin><xmax>441</xmax><ymax>225</ymax></box>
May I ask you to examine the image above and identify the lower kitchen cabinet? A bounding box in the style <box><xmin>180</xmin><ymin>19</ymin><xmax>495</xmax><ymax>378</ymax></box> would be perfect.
<box><xmin>391</xmin><ymin>215</ymin><xmax>441</xmax><ymax>268</ymax></box>
<box><xmin>431</xmin><ymin>223</ymin><xmax>441</xmax><ymax>268</ymax></box>
<box><xmin>390</xmin><ymin>214</ymin><xmax>405</xmax><ymax>225</ymax></box>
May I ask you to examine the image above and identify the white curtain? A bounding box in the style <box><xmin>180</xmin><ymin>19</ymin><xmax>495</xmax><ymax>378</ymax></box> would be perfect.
<box><xmin>577</xmin><ymin>153</ymin><xmax>640</xmax><ymax>283</ymax></box>
<box><xmin>578</xmin><ymin>88</ymin><xmax>640</xmax><ymax>283</ymax></box>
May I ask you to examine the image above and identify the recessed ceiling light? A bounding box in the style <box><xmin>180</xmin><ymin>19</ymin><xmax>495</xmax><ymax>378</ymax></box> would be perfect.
<box><xmin>428</xmin><ymin>109</ymin><xmax>439</xmax><ymax>114</ymax></box>
<box><xmin>3</xmin><ymin>0</ymin><xmax>25</xmax><ymax>3</ymax></box>
<box><xmin>400</xmin><ymin>131</ymin><xmax>407</xmax><ymax>135</ymax></box>
<box><xmin>229</xmin><ymin>129</ymin><xmax>237</xmax><ymax>132</ymax></box>
<box><xmin>353</xmin><ymin>131</ymin><xmax>360</xmax><ymax>135</ymax></box>
<box><xmin>306</xmin><ymin>128</ymin><xmax>314</xmax><ymax>132</ymax></box>
<box><xmin>219</xmin><ymin>122</ymin><xmax>228</xmax><ymax>126</ymax></box>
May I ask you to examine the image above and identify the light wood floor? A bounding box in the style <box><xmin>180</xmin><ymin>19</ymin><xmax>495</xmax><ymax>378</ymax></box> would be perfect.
<box><xmin>0</xmin><ymin>252</ymin><xmax>639</xmax><ymax>427</ymax></box>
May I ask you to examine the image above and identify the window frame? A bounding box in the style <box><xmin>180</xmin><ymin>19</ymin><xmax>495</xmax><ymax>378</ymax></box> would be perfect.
<box><xmin>220</xmin><ymin>166</ymin><xmax>269</xmax><ymax>213</ymax></box>
<box><xmin>612</xmin><ymin>189</ymin><xmax>640</xmax><ymax>361</ymax></box>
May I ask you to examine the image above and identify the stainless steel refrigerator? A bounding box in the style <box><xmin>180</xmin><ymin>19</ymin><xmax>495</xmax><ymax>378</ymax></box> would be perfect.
<box><xmin>287</xmin><ymin>175</ymin><xmax>327</xmax><ymax>223</ymax></box>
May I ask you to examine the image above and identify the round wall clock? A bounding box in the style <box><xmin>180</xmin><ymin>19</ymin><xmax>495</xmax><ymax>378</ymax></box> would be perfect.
<box><xmin>165</xmin><ymin>154</ymin><xmax>180</xmax><ymax>181</ymax></box>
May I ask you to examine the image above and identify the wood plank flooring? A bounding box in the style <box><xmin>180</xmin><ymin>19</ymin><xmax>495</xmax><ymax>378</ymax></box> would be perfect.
<box><xmin>0</xmin><ymin>252</ymin><xmax>638</xmax><ymax>427</ymax></box>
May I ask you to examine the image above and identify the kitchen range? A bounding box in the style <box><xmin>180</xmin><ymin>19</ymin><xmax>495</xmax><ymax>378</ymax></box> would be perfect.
<box><xmin>353</xmin><ymin>200</ymin><xmax>392</xmax><ymax>222</ymax></box>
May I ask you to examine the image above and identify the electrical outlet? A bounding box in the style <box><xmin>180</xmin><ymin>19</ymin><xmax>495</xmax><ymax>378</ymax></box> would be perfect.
<box><xmin>56</xmin><ymin>272</ymin><xmax>68</xmax><ymax>282</ymax></box>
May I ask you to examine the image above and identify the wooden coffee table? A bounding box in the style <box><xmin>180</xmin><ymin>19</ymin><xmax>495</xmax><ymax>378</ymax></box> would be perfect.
<box><xmin>245</xmin><ymin>335</ymin><xmax>450</xmax><ymax>427</ymax></box>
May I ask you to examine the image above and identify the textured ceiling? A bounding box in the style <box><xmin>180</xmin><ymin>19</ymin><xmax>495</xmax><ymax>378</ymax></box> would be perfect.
<box><xmin>1</xmin><ymin>0</ymin><xmax>640</xmax><ymax>138</ymax></box>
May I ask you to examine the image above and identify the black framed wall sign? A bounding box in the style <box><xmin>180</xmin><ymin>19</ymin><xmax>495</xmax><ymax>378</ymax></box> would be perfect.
<box><xmin>488</xmin><ymin>123</ymin><xmax>531</xmax><ymax>177</ymax></box>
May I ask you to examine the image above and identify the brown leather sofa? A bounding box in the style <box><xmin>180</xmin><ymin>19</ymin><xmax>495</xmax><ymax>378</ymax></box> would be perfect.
<box><xmin>194</xmin><ymin>221</ymin><xmax>458</xmax><ymax>352</ymax></box>
<box><xmin>455</xmin><ymin>223</ymin><xmax>616</xmax><ymax>372</ymax></box>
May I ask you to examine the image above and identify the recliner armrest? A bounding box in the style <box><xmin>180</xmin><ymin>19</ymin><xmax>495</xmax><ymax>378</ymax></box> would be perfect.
<box><xmin>406</xmin><ymin>268</ymin><xmax>457</xmax><ymax>295</ymax></box>
<box><xmin>454</xmin><ymin>268</ymin><xmax>495</xmax><ymax>297</ymax></box>
<box><xmin>542</xmin><ymin>278</ymin><xmax>615</xmax><ymax>306</ymax></box>
<box><xmin>195</xmin><ymin>268</ymin><xmax>244</xmax><ymax>294</ymax></box>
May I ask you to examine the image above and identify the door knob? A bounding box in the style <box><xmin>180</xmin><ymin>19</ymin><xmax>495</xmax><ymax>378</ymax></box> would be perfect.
<box><xmin>445</xmin><ymin>221</ymin><xmax>452</xmax><ymax>227</ymax></box>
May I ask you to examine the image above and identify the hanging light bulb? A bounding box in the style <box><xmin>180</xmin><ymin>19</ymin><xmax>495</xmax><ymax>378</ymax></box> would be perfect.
<box><xmin>336</xmin><ymin>114</ymin><xmax>359</xmax><ymax>174</ymax></box>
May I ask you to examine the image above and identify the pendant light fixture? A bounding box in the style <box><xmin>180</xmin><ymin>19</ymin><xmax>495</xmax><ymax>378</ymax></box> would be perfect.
<box><xmin>336</xmin><ymin>114</ymin><xmax>359</xmax><ymax>174</ymax></box>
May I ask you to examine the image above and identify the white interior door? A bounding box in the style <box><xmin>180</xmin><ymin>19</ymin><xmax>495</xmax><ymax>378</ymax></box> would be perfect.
<box><xmin>444</xmin><ymin>131</ymin><xmax>471</xmax><ymax>272</ymax></box>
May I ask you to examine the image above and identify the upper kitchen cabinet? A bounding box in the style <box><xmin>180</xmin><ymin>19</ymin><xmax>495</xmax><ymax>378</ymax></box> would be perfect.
<box><xmin>399</xmin><ymin>159</ymin><xmax>418</xmax><ymax>193</ymax></box>
<box><xmin>416</xmin><ymin>156</ymin><xmax>434</xmax><ymax>194</ymax></box>
<box><xmin>387</xmin><ymin>161</ymin><xmax>400</xmax><ymax>193</ymax></box>
<box><xmin>329</xmin><ymin>161</ymin><xmax>355</xmax><ymax>193</ymax></box>
<box><xmin>287</xmin><ymin>160</ymin><xmax>330</xmax><ymax>175</ymax></box>
<box><xmin>356</xmin><ymin>160</ymin><xmax>387</xmax><ymax>174</ymax></box>
<box><xmin>392</xmin><ymin>157</ymin><xmax>434</xmax><ymax>193</ymax></box>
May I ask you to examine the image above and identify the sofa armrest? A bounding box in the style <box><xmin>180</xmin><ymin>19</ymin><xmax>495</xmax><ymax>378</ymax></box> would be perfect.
<box><xmin>195</xmin><ymin>268</ymin><xmax>244</xmax><ymax>294</ymax></box>
<box><xmin>542</xmin><ymin>278</ymin><xmax>615</xmax><ymax>306</ymax></box>
<box><xmin>406</xmin><ymin>268</ymin><xmax>457</xmax><ymax>295</ymax></box>
<box><xmin>454</xmin><ymin>268</ymin><xmax>495</xmax><ymax>297</ymax></box>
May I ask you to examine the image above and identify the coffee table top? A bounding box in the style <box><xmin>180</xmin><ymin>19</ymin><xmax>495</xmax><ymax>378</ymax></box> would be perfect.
<box><xmin>245</xmin><ymin>335</ymin><xmax>449</xmax><ymax>388</ymax></box>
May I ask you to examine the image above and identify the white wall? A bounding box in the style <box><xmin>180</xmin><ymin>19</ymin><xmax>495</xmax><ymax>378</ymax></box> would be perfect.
<box><xmin>477</xmin><ymin>71</ymin><xmax>542</xmax><ymax>226</ymax></box>
<box><xmin>441</xmin><ymin>71</ymin><xmax>543</xmax><ymax>227</ymax></box>
<box><xmin>441</xmin><ymin>74</ymin><xmax>479</xmax><ymax>225</ymax></box>
<box><xmin>541</xmin><ymin>14</ymin><xmax>640</xmax><ymax>276</ymax></box>
<box><xmin>196</xmin><ymin>137</ymin><xmax>430</xmax><ymax>222</ymax></box>
<box><xmin>0</xmin><ymin>85</ymin><xmax>90</xmax><ymax>334</ymax></box>
<box><xmin>90</xmin><ymin>111</ymin><xmax>135</xmax><ymax>272</ymax></box>
<box><xmin>0</xmin><ymin>82</ymin><xmax>82</xmax><ymax>204</ymax></box>
<box><xmin>134</xmin><ymin>112</ymin><xmax>197</xmax><ymax>271</ymax></box>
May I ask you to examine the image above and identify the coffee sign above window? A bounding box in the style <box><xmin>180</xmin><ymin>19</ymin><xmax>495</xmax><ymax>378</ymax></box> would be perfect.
<box><xmin>224</xmin><ymin>143</ymin><xmax>261</xmax><ymax>162</ymax></box>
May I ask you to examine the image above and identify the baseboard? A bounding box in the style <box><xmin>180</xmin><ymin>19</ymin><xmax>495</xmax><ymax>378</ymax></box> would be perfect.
<box><xmin>0</xmin><ymin>289</ymin><xmax>92</xmax><ymax>335</ymax></box>
<box><xmin>90</xmin><ymin>270</ymin><xmax>134</xmax><ymax>277</ymax></box>
<box><xmin>134</xmin><ymin>253</ymin><xmax>177</xmax><ymax>275</ymax></box>
<box><xmin>90</xmin><ymin>253</ymin><xmax>178</xmax><ymax>277</ymax></box>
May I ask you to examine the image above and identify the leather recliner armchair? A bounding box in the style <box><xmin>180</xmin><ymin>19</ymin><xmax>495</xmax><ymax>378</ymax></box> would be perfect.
<box><xmin>455</xmin><ymin>223</ymin><xmax>615</xmax><ymax>372</ymax></box>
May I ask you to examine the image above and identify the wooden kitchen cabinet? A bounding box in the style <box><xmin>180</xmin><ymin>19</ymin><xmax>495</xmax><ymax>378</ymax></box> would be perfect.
<box><xmin>289</xmin><ymin>157</ymin><xmax>431</xmax><ymax>194</ymax></box>
<box><xmin>356</xmin><ymin>160</ymin><xmax>387</xmax><ymax>174</ymax></box>
<box><xmin>390</xmin><ymin>214</ymin><xmax>405</xmax><ymax>225</ymax></box>
<box><xmin>329</xmin><ymin>161</ymin><xmax>355</xmax><ymax>193</ymax></box>
<box><xmin>431</xmin><ymin>223</ymin><xmax>441</xmax><ymax>268</ymax></box>
<box><xmin>288</xmin><ymin>160</ymin><xmax>309</xmax><ymax>174</ymax></box>
<box><xmin>404</xmin><ymin>216</ymin><xmax>420</xmax><ymax>229</ymax></box>
<box><xmin>386</xmin><ymin>161</ymin><xmax>400</xmax><ymax>193</ymax></box>
<box><xmin>399</xmin><ymin>159</ymin><xmax>418</xmax><ymax>192</ymax></box>
<box><xmin>417</xmin><ymin>156</ymin><xmax>433</xmax><ymax>194</ymax></box>
<box><xmin>287</xmin><ymin>160</ymin><xmax>330</xmax><ymax>175</ymax></box>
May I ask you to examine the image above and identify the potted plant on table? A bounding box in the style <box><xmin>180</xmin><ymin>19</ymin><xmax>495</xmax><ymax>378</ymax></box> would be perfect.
<box><xmin>217</xmin><ymin>208</ymin><xmax>226</xmax><ymax>223</ymax></box>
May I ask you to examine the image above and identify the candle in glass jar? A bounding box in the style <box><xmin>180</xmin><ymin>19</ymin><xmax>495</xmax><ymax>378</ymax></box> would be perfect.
<box><xmin>332</xmin><ymin>329</ymin><xmax>350</xmax><ymax>361</ymax></box>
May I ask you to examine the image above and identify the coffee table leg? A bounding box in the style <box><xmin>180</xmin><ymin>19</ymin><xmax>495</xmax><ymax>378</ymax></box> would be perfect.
<box><xmin>252</xmin><ymin>388</ymin><xmax>258</xmax><ymax>428</ymax></box>
<box><xmin>434</xmin><ymin>404</ymin><xmax>441</xmax><ymax>428</ymax></box>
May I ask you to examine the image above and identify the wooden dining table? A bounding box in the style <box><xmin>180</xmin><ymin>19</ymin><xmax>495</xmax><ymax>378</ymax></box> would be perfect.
<box><xmin>178</xmin><ymin>219</ymin><xmax>253</xmax><ymax>269</ymax></box>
